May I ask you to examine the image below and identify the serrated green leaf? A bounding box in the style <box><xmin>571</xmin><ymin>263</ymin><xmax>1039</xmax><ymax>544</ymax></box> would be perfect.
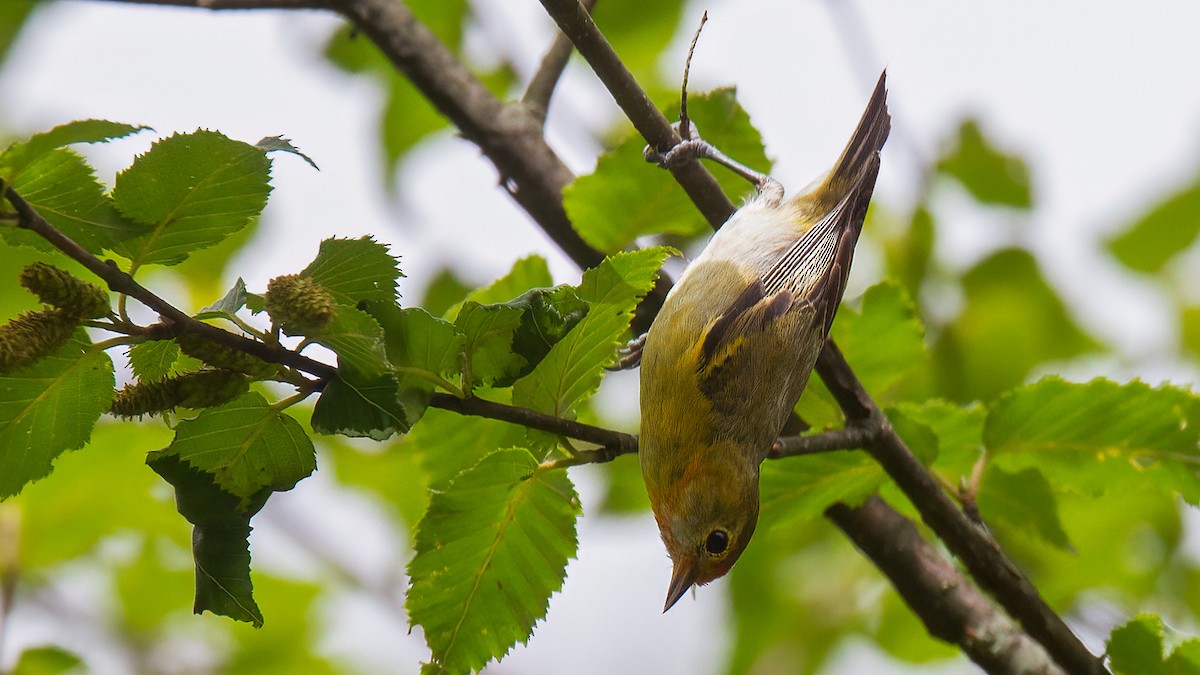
<box><xmin>513</xmin><ymin>247</ymin><xmax>670</xmax><ymax>420</ymax></box>
<box><xmin>1</xmin><ymin>119</ymin><xmax>148</xmax><ymax>174</ymax></box>
<box><xmin>985</xmin><ymin>377</ymin><xmax>1200</xmax><ymax>501</ymax></box>
<box><xmin>147</xmin><ymin>451</ymin><xmax>267</xmax><ymax>627</ymax></box>
<box><xmin>759</xmin><ymin>451</ymin><xmax>882</xmax><ymax>525</ymax></box>
<box><xmin>1107</xmin><ymin>176</ymin><xmax>1200</xmax><ymax>274</ymax></box>
<box><xmin>3</xmin><ymin>149</ymin><xmax>140</xmax><ymax>253</ymax></box>
<box><xmin>312</xmin><ymin>367</ymin><xmax>412</xmax><ymax>440</ymax></box>
<box><xmin>1109</xmin><ymin>615</ymin><xmax>1168</xmax><ymax>675</ymax></box>
<box><xmin>369</xmin><ymin>303</ymin><xmax>464</xmax><ymax>378</ymax></box>
<box><xmin>299</xmin><ymin>236</ymin><xmax>400</xmax><ymax>305</ymax></box>
<box><xmin>306</xmin><ymin>306</ymin><xmax>390</xmax><ymax>378</ymax></box>
<box><xmin>0</xmin><ymin>331</ymin><xmax>114</xmax><ymax>498</ymax></box>
<box><xmin>195</xmin><ymin>277</ymin><xmax>248</xmax><ymax>320</ymax></box>
<box><xmin>255</xmin><ymin>135</ymin><xmax>319</xmax><ymax>170</ymax></box>
<box><xmin>407</xmin><ymin>449</ymin><xmax>579</xmax><ymax>673</ymax></box>
<box><xmin>161</xmin><ymin>392</ymin><xmax>315</xmax><ymax>508</ymax></box>
<box><xmin>10</xmin><ymin>646</ymin><xmax>84</xmax><ymax>675</ymax></box>
<box><xmin>936</xmin><ymin>118</ymin><xmax>1032</xmax><ymax>208</ymax></box>
<box><xmin>456</xmin><ymin>301</ymin><xmax>525</xmax><ymax>388</ymax></box>
<box><xmin>934</xmin><ymin>248</ymin><xmax>1099</xmax><ymax>402</ymax></box>
<box><xmin>127</xmin><ymin>339</ymin><xmax>181</xmax><ymax>381</ymax></box>
<box><xmin>831</xmin><ymin>281</ymin><xmax>928</xmax><ymax>401</ymax></box>
<box><xmin>978</xmin><ymin>466</ymin><xmax>1071</xmax><ymax>550</ymax></box>
<box><xmin>566</xmin><ymin>88</ymin><xmax>769</xmax><ymax>253</ymax></box>
<box><xmin>111</xmin><ymin>130</ymin><xmax>272</xmax><ymax>267</ymax></box>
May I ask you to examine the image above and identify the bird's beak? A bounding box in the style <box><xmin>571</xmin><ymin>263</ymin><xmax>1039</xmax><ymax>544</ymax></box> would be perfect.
<box><xmin>663</xmin><ymin>556</ymin><xmax>698</xmax><ymax>613</ymax></box>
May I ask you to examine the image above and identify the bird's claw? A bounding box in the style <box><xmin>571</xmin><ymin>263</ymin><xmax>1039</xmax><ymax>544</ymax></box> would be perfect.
<box><xmin>608</xmin><ymin>332</ymin><xmax>647</xmax><ymax>371</ymax></box>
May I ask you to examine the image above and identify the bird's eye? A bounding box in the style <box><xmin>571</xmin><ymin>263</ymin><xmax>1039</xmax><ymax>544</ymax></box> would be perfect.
<box><xmin>704</xmin><ymin>529</ymin><xmax>729</xmax><ymax>556</ymax></box>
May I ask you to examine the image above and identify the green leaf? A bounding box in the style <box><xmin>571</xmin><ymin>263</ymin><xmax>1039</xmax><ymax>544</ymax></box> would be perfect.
<box><xmin>299</xmin><ymin>236</ymin><xmax>400</xmax><ymax>305</ymax></box>
<box><xmin>3</xmin><ymin>149</ymin><xmax>140</xmax><ymax>253</ymax></box>
<box><xmin>890</xmin><ymin>399</ymin><xmax>985</xmax><ymax>483</ymax></box>
<box><xmin>404</xmin><ymin>405</ymin><xmax>526</xmax><ymax>491</ymax></box>
<box><xmin>462</xmin><ymin>255</ymin><xmax>553</xmax><ymax>307</ymax></box>
<box><xmin>455</xmin><ymin>301</ymin><xmax>525</xmax><ymax>388</ymax></box>
<box><xmin>255</xmin><ymin>135</ymin><xmax>319</xmax><ymax>170</ymax></box>
<box><xmin>0</xmin><ymin>331</ymin><xmax>114</xmax><ymax>498</ymax></box>
<box><xmin>498</xmin><ymin>285</ymin><xmax>589</xmax><ymax>386</ymax></box>
<box><xmin>1183</xmin><ymin>304</ymin><xmax>1200</xmax><ymax>361</ymax></box>
<box><xmin>881</xmin><ymin>203</ymin><xmax>935</xmax><ymax>300</ymax></box>
<box><xmin>195</xmin><ymin>277</ymin><xmax>248</xmax><ymax>321</ymax></box>
<box><xmin>1109</xmin><ymin>615</ymin><xmax>1168</xmax><ymax>675</ymax></box>
<box><xmin>936</xmin><ymin>118</ymin><xmax>1032</xmax><ymax>208</ymax></box>
<box><xmin>10</xmin><ymin>646</ymin><xmax>84</xmax><ymax>675</ymax></box>
<box><xmin>111</xmin><ymin>130</ymin><xmax>272</xmax><ymax>267</ymax></box>
<box><xmin>160</xmin><ymin>392</ymin><xmax>316</xmax><ymax>508</ymax></box>
<box><xmin>407</xmin><ymin>449</ymin><xmax>580</xmax><ymax>673</ymax></box>
<box><xmin>831</xmin><ymin>281</ymin><xmax>928</xmax><ymax>402</ymax></box>
<box><xmin>147</xmin><ymin>451</ymin><xmax>267</xmax><ymax>627</ymax></box>
<box><xmin>565</xmin><ymin>88</ymin><xmax>769</xmax><ymax>253</ymax></box>
<box><xmin>312</xmin><ymin>367</ymin><xmax>412</xmax><ymax>441</ymax></box>
<box><xmin>985</xmin><ymin>377</ymin><xmax>1200</xmax><ymax>501</ymax></box>
<box><xmin>0</xmin><ymin>1</ymin><xmax>37</xmax><ymax>68</ymax></box>
<box><xmin>512</xmin><ymin>247</ymin><xmax>670</xmax><ymax>418</ymax></box>
<box><xmin>1</xmin><ymin>119</ymin><xmax>148</xmax><ymax>174</ymax></box>
<box><xmin>422</xmin><ymin>267</ymin><xmax>473</xmax><ymax>317</ymax></box>
<box><xmin>760</xmin><ymin>451</ymin><xmax>882</xmax><ymax>525</ymax></box>
<box><xmin>1107</xmin><ymin>176</ymin><xmax>1200</xmax><ymax>274</ymax></box>
<box><xmin>369</xmin><ymin>303</ymin><xmax>464</xmax><ymax>378</ymax></box>
<box><xmin>933</xmin><ymin>248</ymin><xmax>1099</xmax><ymax>402</ymax></box>
<box><xmin>977</xmin><ymin>466</ymin><xmax>1071</xmax><ymax>550</ymax></box>
<box><xmin>307</xmin><ymin>306</ymin><xmax>390</xmax><ymax>378</ymax></box>
<box><xmin>591</xmin><ymin>0</ymin><xmax>684</xmax><ymax>80</ymax></box>
<box><xmin>127</xmin><ymin>339</ymin><xmax>181</xmax><ymax>381</ymax></box>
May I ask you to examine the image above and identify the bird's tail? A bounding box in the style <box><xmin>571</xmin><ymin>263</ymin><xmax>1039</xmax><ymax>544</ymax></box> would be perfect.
<box><xmin>805</xmin><ymin>70</ymin><xmax>891</xmax><ymax>213</ymax></box>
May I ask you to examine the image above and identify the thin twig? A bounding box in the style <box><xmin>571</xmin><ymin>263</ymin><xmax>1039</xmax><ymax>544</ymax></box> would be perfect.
<box><xmin>523</xmin><ymin>0</ymin><xmax>599</xmax><ymax>123</ymax></box>
<box><xmin>677</xmin><ymin>11</ymin><xmax>707</xmax><ymax>142</ymax></box>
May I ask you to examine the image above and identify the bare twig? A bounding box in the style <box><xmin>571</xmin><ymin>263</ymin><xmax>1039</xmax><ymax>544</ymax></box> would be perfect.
<box><xmin>523</xmin><ymin>0</ymin><xmax>599</xmax><ymax>123</ymax></box>
<box><xmin>677</xmin><ymin>11</ymin><xmax>707</xmax><ymax>142</ymax></box>
<box><xmin>828</xmin><ymin>497</ymin><xmax>1066</xmax><ymax>675</ymax></box>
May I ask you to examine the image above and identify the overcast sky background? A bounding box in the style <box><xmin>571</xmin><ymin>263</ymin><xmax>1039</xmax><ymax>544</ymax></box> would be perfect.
<box><xmin>3</xmin><ymin>1</ymin><xmax>1200</xmax><ymax>673</ymax></box>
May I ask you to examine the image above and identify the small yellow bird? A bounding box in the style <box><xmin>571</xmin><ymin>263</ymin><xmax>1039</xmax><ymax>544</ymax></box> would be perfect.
<box><xmin>639</xmin><ymin>72</ymin><xmax>890</xmax><ymax>611</ymax></box>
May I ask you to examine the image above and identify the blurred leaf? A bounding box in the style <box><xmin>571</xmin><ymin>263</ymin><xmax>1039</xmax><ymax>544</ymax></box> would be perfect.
<box><xmin>566</xmin><ymin>88</ymin><xmax>769</xmax><ymax>253</ymax></box>
<box><xmin>890</xmin><ymin>399</ymin><xmax>985</xmax><ymax>483</ymax></box>
<box><xmin>874</xmin><ymin>590</ymin><xmax>960</xmax><ymax>664</ymax></box>
<box><xmin>328</xmin><ymin>437</ymin><xmax>430</xmax><ymax>529</ymax></box>
<box><xmin>455</xmin><ymin>301</ymin><xmax>525</xmax><ymax>388</ymax></box>
<box><xmin>312</xmin><ymin>367</ymin><xmax>411</xmax><ymax>441</ymax></box>
<box><xmin>2</xmin><ymin>148</ymin><xmax>140</xmax><ymax>253</ymax></box>
<box><xmin>147</xmin><ymin>451</ymin><xmax>268</xmax><ymax>627</ymax></box>
<box><xmin>596</xmin><ymin>454</ymin><xmax>650</xmax><ymax>513</ymax></box>
<box><xmin>831</xmin><ymin>281</ymin><xmax>928</xmax><ymax>402</ymax></box>
<box><xmin>114</xmin><ymin>538</ymin><xmax>193</xmax><ymax>634</ymax></box>
<box><xmin>422</xmin><ymin>267</ymin><xmax>472</xmax><ymax>317</ymax></box>
<box><xmin>160</xmin><ymin>392</ymin><xmax>316</xmax><ymax>508</ymax></box>
<box><xmin>225</xmin><ymin>576</ymin><xmax>338</xmax><ymax>673</ymax></box>
<box><xmin>760</xmin><ymin>451</ymin><xmax>881</xmax><ymax>526</ymax></box>
<box><xmin>933</xmin><ymin>248</ymin><xmax>1099</xmax><ymax>402</ymax></box>
<box><xmin>513</xmin><ymin>247</ymin><xmax>670</xmax><ymax>421</ymax></box>
<box><xmin>977</xmin><ymin>466</ymin><xmax>1071</xmax><ymax>551</ymax></box>
<box><xmin>255</xmin><ymin>135</ymin><xmax>319</xmax><ymax>170</ymax></box>
<box><xmin>299</xmin><ymin>236</ymin><xmax>401</xmax><ymax>305</ymax></box>
<box><xmin>1107</xmin><ymin>176</ymin><xmax>1200</xmax><ymax>274</ymax></box>
<box><xmin>112</xmin><ymin>131</ymin><xmax>272</xmax><ymax>267</ymax></box>
<box><xmin>591</xmin><ymin>0</ymin><xmax>684</xmax><ymax>80</ymax></box>
<box><xmin>936</xmin><ymin>118</ymin><xmax>1032</xmax><ymax>208</ymax></box>
<box><xmin>1106</xmin><ymin>614</ymin><xmax>1200</xmax><ymax>675</ymax></box>
<box><xmin>462</xmin><ymin>255</ymin><xmax>553</xmax><ymax>307</ymax></box>
<box><xmin>881</xmin><ymin>204</ymin><xmax>934</xmax><ymax>299</ymax></box>
<box><xmin>0</xmin><ymin>331</ymin><xmax>113</xmax><ymax>498</ymax></box>
<box><xmin>407</xmin><ymin>449</ymin><xmax>579</xmax><ymax>673</ymax></box>
<box><xmin>13</xmin><ymin>421</ymin><xmax>178</xmax><ymax>567</ymax></box>
<box><xmin>0</xmin><ymin>119</ymin><xmax>148</xmax><ymax>175</ymax></box>
<box><xmin>1183</xmin><ymin>304</ymin><xmax>1200</xmax><ymax>361</ymax></box>
<box><xmin>0</xmin><ymin>1</ymin><xmax>37</xmax><ymax>67</ymax></box>
<box><xmin>127</xmin><ymin>339</ymin><xmax>181</xmax><ymax>382</ymax></box>
<box><xmin>405</xmin><ymin>404</ymin><xmax>525</xmax><ymax>490</ymax></box>
<box><xmin>986</xmin><ymin>377</ymin><xmax>1200</xmax><ymax>502</ymax></box>
<box><xmin>10</xmin><ymin>646</ymin><xmax>84</xmax><ymax>675</ymax></box>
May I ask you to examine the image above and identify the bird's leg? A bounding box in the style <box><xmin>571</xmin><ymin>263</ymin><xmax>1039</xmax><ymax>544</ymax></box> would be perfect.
<box><xmin>644</xmin><ymin>121</ymin><xmax>783</xmax><ymax>203</ymax></box>
<box><xmin>608</xmin><ymin>332</ymin><xmax>647</xmax><ymax>371</ymax></box>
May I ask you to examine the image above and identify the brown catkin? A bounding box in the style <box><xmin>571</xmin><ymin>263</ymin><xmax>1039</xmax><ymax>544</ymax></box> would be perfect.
<box><xmin>20</xmin><ymin>262</ymin><xmax>110</xmax><ymax>319</ymax></box>
<box><xmin>264</xmin><ymin>274</ymin><xmax>336</xmax><ymax>333</ymax></box>
<box><xmin>0</xmin><ymin>309</ymin><xmax>78</xmax><ymax>374</ymax></box>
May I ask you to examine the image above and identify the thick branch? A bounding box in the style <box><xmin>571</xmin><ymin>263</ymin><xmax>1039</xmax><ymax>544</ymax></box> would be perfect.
<box><xmin>828</xmin><ymin>497</ymin><xmax>1066</xmax><ymax>675</ymax></box>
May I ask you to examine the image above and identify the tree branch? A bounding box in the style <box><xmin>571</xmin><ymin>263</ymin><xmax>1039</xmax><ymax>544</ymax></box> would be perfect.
<box><xmin>522</xmin><ymin>0</ymin><xmax>599</xmax><ymax>123</ymax></box>
<box><xmin>827</xmin><ymin>497</ymin><xmax>1066</xmax><ymax>675</ymax></box>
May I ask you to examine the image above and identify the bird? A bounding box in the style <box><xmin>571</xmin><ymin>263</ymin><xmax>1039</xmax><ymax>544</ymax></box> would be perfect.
<box><xmin>638</xmin><ymin>71</ymin><xmax>890</xmax><ymax>612</ymax></box>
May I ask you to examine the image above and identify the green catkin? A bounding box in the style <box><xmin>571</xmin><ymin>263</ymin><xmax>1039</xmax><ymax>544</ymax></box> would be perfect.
<box><xmin>19</xmin><ymin>262</ymin><xmax>110</xmax><ymax>319</ymax></box>
<box><xmin>110</xmin><ymin>369</ymin><xmax>249</xmax><ymax>418</ymax></box>
<box><xmin>0</xmin><ymin>309</ymin><xmax>78</xmax><ymax>374</ymax></box>
<box><xmin>264</xmin><ymin>274</ymin><xmax>336</xmax><ymax>332</ymax></box>
<box><xmin>175</xmin><ymin>333</ymin><xmax>277</xmax><ymax>378</ymax></box>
